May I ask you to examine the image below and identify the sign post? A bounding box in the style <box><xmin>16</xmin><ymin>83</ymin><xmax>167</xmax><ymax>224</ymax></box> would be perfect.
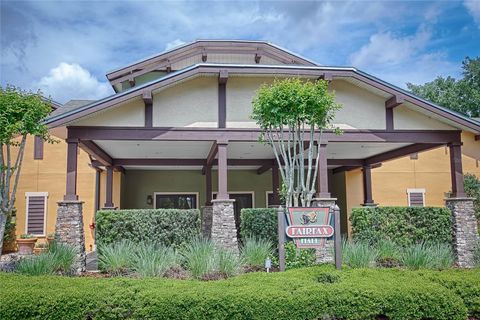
<box><xmin>277</xmin><ymin>206</ymin><xmax>286</xmax><ymax>272</ymax></box>
<box><xmin>334</xmin><ymin>205</ymin><xmax>342</xmax><ymax>270</ymax></box>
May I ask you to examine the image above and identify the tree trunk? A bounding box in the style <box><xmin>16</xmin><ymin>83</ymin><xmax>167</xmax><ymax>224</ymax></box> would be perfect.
<box><xmin>0</xmin><ymin>213</ymin><xmax>6</xmax><ymax>254</ymax></box>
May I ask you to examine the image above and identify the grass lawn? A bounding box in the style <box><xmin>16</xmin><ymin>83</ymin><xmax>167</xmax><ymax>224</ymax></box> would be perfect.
<box><xmin>0</xmin><ymin>265</ymin><xmax>479</xmax><ymax>320</ymax></box>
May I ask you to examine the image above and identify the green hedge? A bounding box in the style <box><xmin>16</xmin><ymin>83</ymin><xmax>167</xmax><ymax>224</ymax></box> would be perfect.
<box><xmin>350</xmin><ymin>206</ymin><xmax>452</xmax><ymax>246</ymax></box>
<box><xmin>240</xmin><ymin>208</ymin><xmax>277</xmax><ymax>244</ymax></box>
<box><xmin>1</xmin><ymin>266</ymin><xmax>479</xmax><ymax>319</ymax></box>
<box><xmin>96</xmin><ymin>209</ymin><xmax>200</xmax><ymax>249</ymax></box>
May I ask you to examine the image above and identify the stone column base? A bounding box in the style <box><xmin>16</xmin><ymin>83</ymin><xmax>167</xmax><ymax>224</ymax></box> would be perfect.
<box><xmin>56</xmin><ymin>200</ymin><xmax>86</xmax><ymax>274</ymax></box>
<box><xmin>211</xmin><ymin>199</ymin><xmax>238</xmax><ymax>253</ymax></box>
<box><xmin>445</xmin><ymin>197</ymin><xmax>479</xmax><ymax>268</ymax></box>
<box><xmin>312</xmin><ymin>198</ymin><xmax>337</xmax><ymax>264</ymax></box>
<box><xmin>201</xmin><ymin>206</ymin><xmax>213</xmax><ymax>239</ymax></box>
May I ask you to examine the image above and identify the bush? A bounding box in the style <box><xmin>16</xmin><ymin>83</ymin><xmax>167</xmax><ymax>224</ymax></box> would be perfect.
<box><xmin>350</xmin><ymin>206</ymin><xmax>452</xmax><ymax>246</ymax></box>
<box><xmin>241</xmin><ymin>237</ymin><xmax>274</xmax><ymax>268</ymax></box>
<box><xmin>132</xmin><ymin>242</ymin><xmax>179</xmax><ymax>277</ymax></box>
<box><xmin>96</xmin><ymin>209</ymin><xmax>200</xmax><ymax>249</ymax></box>
<box><xmin>464</xmin><ymin>173</ymin><xmax>480</xmax><ymax>220</ymax></box>
<box><xmin>240</xmin><ymin>208</ymin><xmax>277</xmax><ymax>245</ymax></box>
<box><xmin>271</xmin><ymin>241</ymin><xmax>316</xmax><ymax>269</ymax></box>
<box><xmin>1</xmin><ymin>266</ymin><xmax>478</xmax><ymax>319</ymax></box>
<box><xmin>16</xmin><ymin>243</ymin><xmax>77</xmax><ymax>276</ymax></box>
<box><xmin>98</xmin><ymin>240</ymin><xmax>135</xmax><ymax>276</ymax></box>
<box><xmin>342</xmin><ymin>240</ymin><xmax>378</xmax><ymax>268</ymax></box>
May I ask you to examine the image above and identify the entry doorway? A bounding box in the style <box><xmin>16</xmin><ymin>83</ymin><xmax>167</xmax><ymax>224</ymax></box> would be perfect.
<box><xmin>213</xmin><ymin>192</ymin><xmax>254</xmax><ymax>240</ymax></box>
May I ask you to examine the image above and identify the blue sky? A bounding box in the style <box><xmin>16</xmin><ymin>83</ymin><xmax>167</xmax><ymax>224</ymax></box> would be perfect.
<box><xmin>1</xmin><ymin>0</ymin><xmax>480</xmax><ymax>103</ymax></box>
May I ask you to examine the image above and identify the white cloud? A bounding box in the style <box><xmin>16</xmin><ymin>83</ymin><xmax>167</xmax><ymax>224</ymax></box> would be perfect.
<box><xmin>349</xmin><ymin>29</ymin><xmax>431</xmax><ymax>68</ymax></box>
<box><xmin>165</xmin><ymin>39</ymin><xmax>186</xmax><ymax>51</ymax></box>
<box><xmin>36</xmin><ymin>63</ymin><xmax>112</xmax><ymax>103</ymax></box>
<box><xmin>464</xmin><ymin>0</ymin><xmax>480</xmax><ymax>26</ymax></box>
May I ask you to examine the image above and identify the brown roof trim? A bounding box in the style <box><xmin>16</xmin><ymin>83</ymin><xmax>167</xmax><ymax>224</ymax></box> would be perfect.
<box><xmin>106</xmin><ymin>40</ymin><xmax>318</xmax><ymax>84</ymax></box>
<box><xmin>68</xmin><ymin>127</ymin><xmax>461</xmax><ymax>144</ymax></box>
<box><xmin>46</xmin><ymin>64</ymin><xmax>480</xmax><ymax>134</ymax></box>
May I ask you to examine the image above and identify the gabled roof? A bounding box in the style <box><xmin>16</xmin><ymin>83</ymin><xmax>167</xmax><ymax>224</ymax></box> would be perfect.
<box><xmin>50</xmin><ymin>100</ymin><xmax>95</xmax><ymax>118</ymax></box>
<box><xmin>45</xmin><ymin>63</ymin><xmax>480</xmax><ymax>134</ymax></box>
<box><xmin>106</xmin><ymin>40</ymin><xmax>319</xmax><ymax>89</ymax></box>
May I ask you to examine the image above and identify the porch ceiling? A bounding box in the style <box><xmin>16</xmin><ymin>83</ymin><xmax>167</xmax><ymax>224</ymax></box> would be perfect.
<box><xmin>93</xmin><ymin>140</ymin><xmax>413</xmax><ymax>161</ymax></box>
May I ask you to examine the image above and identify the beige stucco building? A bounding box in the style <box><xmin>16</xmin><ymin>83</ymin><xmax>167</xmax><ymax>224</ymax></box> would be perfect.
<box><xmin>7</xmin><ymin>40</ymin><xmax>480</xmax><ymax>253</ymax></box>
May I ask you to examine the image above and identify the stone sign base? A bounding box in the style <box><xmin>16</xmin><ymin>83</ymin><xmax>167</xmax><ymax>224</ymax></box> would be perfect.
<box><xmin>312</xmin><ymin>198</ymin><xmax>337</xmax><ymax>264</ymax></box>
<box><xmin>211</xmin><ymin>199</ymin><xmax>238</xmax><ymax>253</ymax></box>
<box><xmin>446</xmin><ymin>197</ymin><xmax>479</xmax><ymax>268</ymax></box>
<box><xmin>56</xmin><ymin>200</ymin><xmax>86</xmax><ymax>274</ymax></box>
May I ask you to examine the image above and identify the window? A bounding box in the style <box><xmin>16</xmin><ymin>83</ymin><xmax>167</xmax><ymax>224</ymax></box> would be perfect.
<box><xmin>25</xmin><ymin>192</ymin><xmax>48</xmax><ymax>236</ymax></box>
<box><xmin>154</xmin><ymin>193</ymin><xmax>198</xmax><ymax>209</ymax></box>
<box><xmin>266</xmin><ymin>191</ymin><xmax>285</xmax><ymax>207</ymax></box>
<box><xmin>407</xmin><ymin>188</ymin><xmax>425</xmax><ymax>207</ymax></box>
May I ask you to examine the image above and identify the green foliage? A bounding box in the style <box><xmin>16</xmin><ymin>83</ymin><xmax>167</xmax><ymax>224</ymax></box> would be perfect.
<box><xmin>271</xmin><ymin>241</ymin><xmax>316</xmax><ymax>269</ymax></box>
<box><xmin>407</xmin><ymin>56</ymin><xmax>480</xmax><ymax>117</ymax></box>
<box><xmin>464</xmin><ymin>173</ymin><xmax>480</xmax><ymax>220</ymax></box>
<box><xmin>2</xmin><ymin>266</ymin><xmax>479</xmax><ymax>319</ymax></box>
<box><xmin>428</xmin><ymin>243</ymin><xmax>455</xmax><ymax>270</ymax></box>
<box><xmin>16</xmin><ymin>243</ymin><xmax>76</xmax><ymax>275</ymax></box>
<box><xmin>350</xmin><ymin>206</ymin><xmax>452</xmax><ymax>246</ymax></box>
<box><xmin>240</xmin><ymin>237</ymin><xmax>274</xmax><ymax>268</ymax></box>
<box><xmin>98</xmin><ymin>240</ymin><xmax>135</xmax><ymax>276</ymax></box>
<box><xmin>240</xmin><ymin>208</ymin><xmax>277</xmax><ymax>245</ymax></box>
<box><xmin>342</xmin><ymin>240</ymin><xmax>378</xmax><ymax>268</ymax></box>
<box><xmin>400</xmin><ymin>243</ymin><xmax>434</xmax><ymax>270</ymax></box>
<box><xmin>19</xmin><ymin>234</ymin><xmax>35</xmax><ymax>239</ymax></box>
<box><xmin>0</xmin><ymin>86</ymin><xmax>52</xmax><ymax>145</ymax></box>
<box><xmin>180</xmin><ymin>238</ymin><xmax>242</xmax><ymax>279</ymax></box>
<box><xmin>96</xmin><ymin>209</ymin><xmax>200</xmax><ymax>249</ymax></box>
<box><xmin>473</xmin><ymin>241</ymin><xmax>480</xmax><ymax>267</ymax></box>
<box><xmin>252</xmin><ymin>78</ymin><xmax>341</xmax><ymax>131</ymax></box>
<box><xmin>180</xmin><ymin>238</ymin><xmax>216</xmax><ymax>279</ymax></box>
<box><xmin>376</xmin><ymin>239</ymin><xmax>400</xmax><ymax>261</ymax></box>
<box><xmin>216</xmin><ymin>247</ymin><xmax>243</xmax><ymax>277</ymax></box>
<box><xmin>2</xmin><ymin>209</ymin><xmax>16</xmax><ymax>243</ymax></box>
<box><xmin>132</xmin><ymin>242</ymin><xmax>178</xmax><ymax>277</ymax></box>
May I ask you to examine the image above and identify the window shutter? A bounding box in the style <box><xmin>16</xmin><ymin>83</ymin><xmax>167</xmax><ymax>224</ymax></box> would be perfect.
<box><xmin>407</xmin><ymin>189</ymin><xmax>425</xmax><ymax>207</ymax></box>
<box><xmin>26</xmin><ymin>192</ymin><xmax>48</xmax><ymax>235</ymax></box>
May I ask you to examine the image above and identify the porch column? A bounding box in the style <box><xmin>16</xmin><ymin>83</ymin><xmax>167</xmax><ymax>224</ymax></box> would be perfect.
<box><xmin>64</xmin><ymin>139</ymin><xmax>79</xmax><ymax>201</ymax></box>
<box><xmin>202</xmin><ymin>166</ymin><xmax>213</xmax><ymax>238</ymax></box>
<box><xmin>271</xmin><ymin>165</ymin><xmax>281</xmax><ymax>206</ymax></box>
<box><xmin>449</xmin><ymin>142</ymin><xmax>466</xmax><ymax>197</ymax></box>
<box><xmin>211</xmin><ymin>140</ymin><xmax>238</xmax><ymax>253</ymax></box>
<box><xmin>446</xmin><ymin>142</ymin><xmax>479</xmax><ymax>268</ymax></box>
<box><xmin>217</xmin><ymin>141</ymin><xmax>229</xmax><ymax>199</ymax></box>
<box><xmin>316</xmin><ymin>143</ymin><xmax>330</xmax><ymax>198</ymax></box>
<box><xmin>362</xmin><ymin>164</ymin><xmax>375</xmax><ymax>205</ymax></box>
<box><xmin>103</xmin><ymin>166</ymin><xmax>115</xmax><ymax>209</ymax></box>
<box><xmin>56</xmin><ymin>136</ymin><xmax>85</xmax><ymax>274</ymax></box>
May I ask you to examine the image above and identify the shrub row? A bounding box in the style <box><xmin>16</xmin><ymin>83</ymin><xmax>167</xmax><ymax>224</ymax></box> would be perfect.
<box><xmin>95</xmin><ymin>209</ymin><xmax>200</xmax><ymax>249</ymax></box>
<box><xmin>1</xmin><ymin>266</ymin><xmax>478</xmax><ymax>319</ymax></box>
<box><xmin>350</xmin><ymin>206</ymin><xmax>452</xmax><ymax>246</ymax></box>
<box><xmin>240</xmin><ymin>208</ymin><xmax>277</xmax><ymax>244</ymax></box>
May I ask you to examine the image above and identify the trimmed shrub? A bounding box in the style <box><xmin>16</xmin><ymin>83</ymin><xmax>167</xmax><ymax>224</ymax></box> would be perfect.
<box><xmin>240</xmin><ymin>208</ymin><xmax>277</xmax><ymax>244</ymax></box>
<box><xmin>350</xmin><ymin>206</ymin><xmax>452</xmax><ymax>246</ymax></box>
<box><xmin>1</xmin><ymin>266</ymin><xmax>478</xmax><ymax>319</ymax></box>
<box><xmin>96</xmin><ymin>209</ymin><xmax>200</xmax><ymax>249</ymax></box>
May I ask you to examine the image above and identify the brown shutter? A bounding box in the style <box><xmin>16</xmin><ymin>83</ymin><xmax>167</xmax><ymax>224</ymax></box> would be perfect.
<box><xmin>407</xmin><ymin>189</ymin><xmax>425</xmax><ymax>207</ymax></box>
<box><xmin>26</xmin><ymin>193</ymin><xmax>47</xmax><ymax>235</ymax></box>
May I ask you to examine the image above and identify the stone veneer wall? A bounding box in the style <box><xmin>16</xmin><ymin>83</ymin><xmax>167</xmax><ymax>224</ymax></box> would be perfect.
<box><xmin>446</xmin><ymin>197</ymin><xmax>479</xmax><ymax>268</ymax></box>
<box><xmin>55</xmin><ymin>201</ymin><xmax>86</xmax><ymax>274</ymax></box>
<box><xmin>211</xmin><ymin>199</ymin><xmax>238</xmax><ymax>253</ymax></box>
<box><xmin>312</xmin><ymin>198</ymin><xmax>337</xmax><ymax>263</ymax></box>
<box><xmin>202</xmin><ymin>206</ymin><xmax>213</xmax><ymax>239</ymax></box>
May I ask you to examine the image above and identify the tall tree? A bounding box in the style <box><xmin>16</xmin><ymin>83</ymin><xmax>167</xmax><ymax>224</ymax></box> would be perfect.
<box><xmin>407</xmin><ymin>56</ymin><xmax>480</xmax><ymax>118</ymax></box>
<box><xmin>252</xmin><ymin>78</ymin><xmax>341</xmax><ymax>207</ymax></box>
<box><xmin>0</xmin><ymin>86</ymin><xmax>52</xmax><ymax>251</ymax></box>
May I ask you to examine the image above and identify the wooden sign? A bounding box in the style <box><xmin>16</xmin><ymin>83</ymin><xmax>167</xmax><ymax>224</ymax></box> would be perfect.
<box><xmin>286</xmin><ymin>207</ymin><xmax>333</xmax><ymax>248</ymax></box>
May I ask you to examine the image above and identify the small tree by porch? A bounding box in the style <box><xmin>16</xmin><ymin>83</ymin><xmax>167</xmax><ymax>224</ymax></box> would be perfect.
<box><xmin>0</xmin><ymin>86</ymin><xmax>52</xmax><ymax>252</ymax></box>
<box><xmin>252</xmin><ymin>78</ymin><xmax>341</xmax><ymax>208</ymax></box>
